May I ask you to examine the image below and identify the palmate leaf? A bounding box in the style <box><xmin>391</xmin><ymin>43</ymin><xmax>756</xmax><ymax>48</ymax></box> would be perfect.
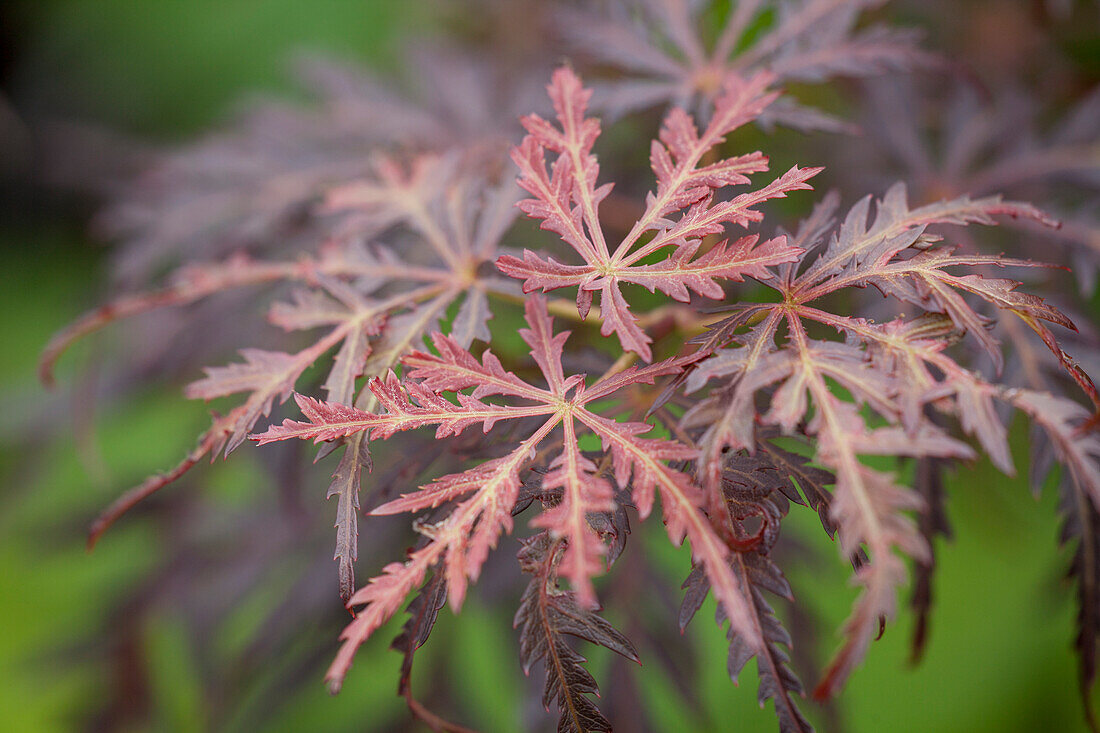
<box><xmin>678</xmin><ymin>180</ymin><xmax>1092</xmax><ymax>698</ymax></box>
<box><xmin>498</xmin><ymin>67</ymin><xmax>815</xmax><ymax>360</ymax></box>
<box><xmin>86</xmin><ymin>317</ymin><xmax>371</xmax><ymax>548</ymax></box>
<box><xmin>560</xmin><ymin>0</ymin><xmax>934</xmax><ymax>129</ymax></box>
<box><xmin>80</xmin><ymin>47</ymin><xmax>540</xmax><ymax>287</ymax></box>
<box><xmin>253</xmin><ymin>295</ymin><xmax>764</xmax><ymax>694</ymax></box>
<box><xmin>515</xmin><ymin>532</ymin><xmax>640</xmax><ymax>733</ymax></box>
<box><xmin>851</xmin><ymin>77</ymin><xmax>1100</xmax><ymax>293</ymax></box>
<box><xmin>781</xmin><ymin>184</ymin><xmax>1091</xmax><ymax>399</ymax></box>
<box><xmin>54</xmin><ymin>158</ymin><xmax>526</xmax><ymax>599</ymax></box>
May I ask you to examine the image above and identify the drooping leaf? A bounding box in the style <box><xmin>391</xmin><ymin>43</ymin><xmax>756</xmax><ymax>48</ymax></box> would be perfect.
<box><xmin>515</xmin><ymin>533</ymin><xmax>640</xmax><ymax>733</ymax></box>
<box><xmin>328</xmin><ymin>435</ymin><xmax>371</xmax><ymax>603</ymax></box>
<box><xmin>680</xmin><ymin>451</ymin><xmax>814</xmax><ymax>733</ymax></box>
<box><xmin>908</xmin><ymin>457</ymin><xmax>952</xmax><ymax>664</ymax></box>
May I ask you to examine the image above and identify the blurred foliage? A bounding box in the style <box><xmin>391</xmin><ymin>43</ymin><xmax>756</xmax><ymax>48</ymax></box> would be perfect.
<box><xmin>2</xmin><ymin>1</ymin><xmax>1097</xmax><ymax>732</ymax></box>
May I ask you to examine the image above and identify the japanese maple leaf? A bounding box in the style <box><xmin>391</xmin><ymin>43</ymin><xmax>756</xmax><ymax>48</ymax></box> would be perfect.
<box><xmin>680</xmin><ymin>183</ymin><xmax>1088</xmax><ymax>699</ymax></box>
<box><xmin>498</xmin><ymin>66</ymin><xmax>817</xmax><ymax>361</ymax></box>
<box><xmin>847</xmin><ymin>77</ymin><xmax>1100</xmax><ymax>291</ymax></box>
<box><xmin>559</xmin><ymin>0</ymin><xmax>933</xmax><ymax>130</ymax></box>
<box><xmin>86</xmin><ymin>46</ymin><xmax>542</xmax><ymax>287</ymax></box>
<box><xmin>253</xmin><ymin>296</ymin><xmax>763</xmax><ymax>692</ymax></box>
<box><xmin>54</xmin><ymin>157</ymin><xmax>524</xmax><ymax>606</ymax></box>
<box><xmin>840</xmin><ymin>77</ymin><xmax>1100</xmax><ymax>415</ymax></box>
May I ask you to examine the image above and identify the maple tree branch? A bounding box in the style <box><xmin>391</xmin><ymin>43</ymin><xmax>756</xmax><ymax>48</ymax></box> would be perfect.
<box><xmin>402</xmin><ymin>694</ymin><xmax>478</xmax><ymax>733</ymax></box>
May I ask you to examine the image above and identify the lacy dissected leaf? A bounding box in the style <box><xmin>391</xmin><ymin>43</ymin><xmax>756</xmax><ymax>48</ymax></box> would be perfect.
<box><xmin>498</xmin><ymin>67</ymin><xmax>815</xmax><ymax>360</ymax></box>
<box><xmin>85</xmin><ymin>48</ymin><xmax>540</xmax><ymax>286</ymax></box>
<box><xmin>784</xmin><ymin>186</ymin><xmax>1068</xmax><ymax>374</ymax></box>
<box><xmin>328</xmin><ymin>434</ymin><xmax>371</xmax><ymax>603</ymax></box>
<box><xmin>682</xmin><ymin>182</ymin><xmax>1074</xmax><ymax>462</ymax></box>
<box><xmin>560</xmin><ymin>0</ymin><xmax>933</xmax><ymax>129</ymax></box>
<box><xmin>673</xmin><ymin>183</ymin><xmax>1081</xmax><ymax>697</ymax></box>
<box><xmin>826</xmin><ymin>79</ymin><xmax>1100</xmax><ymax>414</ymax></box>
<box><xmin>57</xmin><ymin>157</ymin><xmax>524</xmax><ymax>583</ymax></box>
<box><xmin>513</xmin><ymin>462</ymin><xmax>635</xmax><ymax>570</ymax></box>
<box><xmin>852</xmin><ymin>78</ymin><xmax>1100</xmax><ymax>292</ymax></box>
<box><xmin>739</xmin><ymin>338</ymin><xmax>978</xmax><ymax>697</ymax></box>
<box><xmin>39</xmin><ymin>20</ymin><xmax>1100</xmax><ymax>733</ymax></box>
<box><xmin>84</xmin><ymin>321</ymin><xmax>364</xmax><ymax>549</ymax></box>
<box><xmin>1014</xmin><ymin>391</ymin><xmax>1100</xmax><ymax>503</ymax></box>
<box><xmin>515</xmin><ymin>532</ymin><xmax>640</xmax><ymax>733</ymax></box>
<box><xmin>680</xmin><ymin>452</ymin><xmax>813</xmax><ymax>733</ymax></box>
<box><xmin>681</xmin><ymin>554</ymin><xmax>812</xmax><ymax>733</ymax></box>
<box><xmin>186</xmin><ymin>348</ymin><xmax>308</xmax><ymax>452</ymax></box>
<box><xmin>757</xmin><ymin>434</ymin><xmax>839</xmax><ymax>538</ymax></box>
<box><xmin>1059</xmin><ymin>484</ymin><xmax>1100</xmax><ymax>732</ymax></box>
<box><xmin>253</xmin><ymin>295</ymin><xmax>763</xmax><ymax>692</ymax></box>
<box><xmin>326</xmin><ymin>154</ymin><xmax>519</xmax><ymax>302</ymax></box>
<box><xmin>810</xmin><ymin>403</ymin><xmax>972</xmax><ymax>699</ymax></box>
<box><xmin>681</xmin><ymin>311</ymin><xmax>788</xmax><ymax>491</ymax></box>
<box><xmin>44</xmin><ymin>155</ymin><xmax>519</xmax><ymax>387</ymax></box>
<box><xmin>674</xmin><ymin>176</ymin><xmax>1094</xmax><ymax>699</ymax></box>
<box><xmin>387</xmin><ymin>571</ymin><xmax>476</xmax><ymax>733</ymax></box>
<box><xmin>791</xmin><ymin>183</ymin><xmax>1054</xmax><ymax>286</ymax></box>
<box><xmin>392</xmin><ymin>571</ymin><xmax>448</xmax><ymax>697</ymax></box>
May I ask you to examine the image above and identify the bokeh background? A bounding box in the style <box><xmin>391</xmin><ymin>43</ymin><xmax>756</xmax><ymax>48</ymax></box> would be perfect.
<box><xmin>2</xmin><ymin>1</ymin><xmax>1099</xmax><ymax>732</ymax></box>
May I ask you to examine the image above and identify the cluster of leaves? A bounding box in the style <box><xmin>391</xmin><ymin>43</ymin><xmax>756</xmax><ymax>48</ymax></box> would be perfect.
<box><xmin>39</xmin><ymin>1</ymin><xmax>1100</xmax><ymax>731</ymax></box>
<box><xmin>559</xmin><ymin>0</ymin><xmax>934</xmax><ymax>129</ymax></box>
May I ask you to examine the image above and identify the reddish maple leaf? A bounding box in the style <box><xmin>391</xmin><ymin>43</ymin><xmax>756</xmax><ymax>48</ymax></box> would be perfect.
<box><xmin>50</xmin><ymin>158</ymin><xmax>525</xmax><ymax>603</ymax></box>
<box><xmin>253</xmin><ymin>295</ymin><xmax>763</xmax><ymax>692</ymax></box>
<box><xmin>679</xmin><ymin>181</ymin><xmax>1089</xmax><ymax>699</ymax></box>
<box><xmin>498</xmin><ymin>67</ymin><xmax>817</xmax><ymax>361</ymax></box>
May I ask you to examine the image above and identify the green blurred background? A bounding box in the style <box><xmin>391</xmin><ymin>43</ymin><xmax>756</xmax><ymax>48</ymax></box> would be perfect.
<box><xmin>1</xmin><ymin>2</ymin><xmax>1096</xmax><ymax>732</ymax></box>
